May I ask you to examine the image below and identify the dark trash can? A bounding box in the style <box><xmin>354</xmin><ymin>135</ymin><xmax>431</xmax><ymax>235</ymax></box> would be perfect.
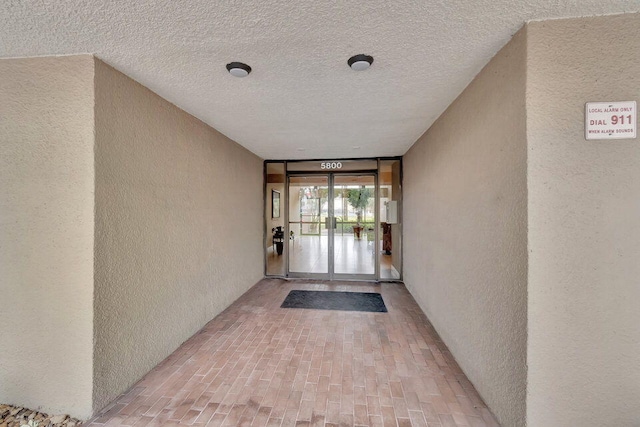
<box><xmin>272</xmin><ymin>226</ymin><xmax>285</xmax><ymax>256</ymax></box>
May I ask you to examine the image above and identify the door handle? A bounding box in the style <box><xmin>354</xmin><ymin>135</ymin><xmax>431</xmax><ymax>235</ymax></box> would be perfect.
<box><xmin>333</xmin><ymin>217</ymin><xmax>337</xmax><ymax>229</ymax></box>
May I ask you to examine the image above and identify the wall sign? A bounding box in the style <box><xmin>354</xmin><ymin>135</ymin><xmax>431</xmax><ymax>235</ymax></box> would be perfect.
<box><xmin>585</xmin><ymin>101</ymin><xmax>636</xmax><ymax>140</ymax></box>
<box><xmin>320</xmin><ymin>161</ymin><xmax>343</xmax><ymax>170</ymax></box>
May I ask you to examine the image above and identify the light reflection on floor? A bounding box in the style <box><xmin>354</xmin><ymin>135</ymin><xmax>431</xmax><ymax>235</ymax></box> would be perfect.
<box><xmin>266</xmin><ymin>234</ymin><xmax>401</xmax><ymax>279</ymax></box>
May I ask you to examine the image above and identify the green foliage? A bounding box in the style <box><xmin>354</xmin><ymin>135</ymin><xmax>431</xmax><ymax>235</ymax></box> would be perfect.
<box><xmin>346</xmin><ymin>187</ymin><xmax>372</xmax><ymax>224</ymax></box>
<box><xmin>346</xmin><ymin>188</ymin><xmax>372</xmax><ymax>211</ymax></box>
<box><xmin>335</xmin><ymin>221</ymin><xmax>374</xmax><ymax>233</ymax></box>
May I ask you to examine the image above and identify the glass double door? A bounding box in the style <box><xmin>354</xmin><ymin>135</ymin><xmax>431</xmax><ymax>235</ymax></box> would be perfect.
<box><xmin>288</xmin><ymin>173</ymin><xmax>377</xmax><ymax>280</ymax></box>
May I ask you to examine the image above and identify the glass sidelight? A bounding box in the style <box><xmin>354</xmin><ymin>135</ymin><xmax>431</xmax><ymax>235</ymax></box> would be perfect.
<box><xmin>379</xmin><ymin>159</ymin><xmax>402</xmax><ymax>280</ymax></box>
<box><xmin>265</xmin><ymin>162</ymin><xmax>286</xmax><ymax>276</ymax></box>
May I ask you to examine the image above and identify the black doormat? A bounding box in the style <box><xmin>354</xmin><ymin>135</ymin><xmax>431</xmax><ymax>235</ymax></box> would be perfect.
<box><xmin>281</xmin><ymin>290</ymin><xmax>387</xmax><ymax>313</ymax></box>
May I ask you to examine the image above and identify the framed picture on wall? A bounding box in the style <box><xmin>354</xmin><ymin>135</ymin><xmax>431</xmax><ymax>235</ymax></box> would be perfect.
<box><xmin>272</xmin><ymin>190</ymin><xmax>280</xmax><ymax>218</ymax></box>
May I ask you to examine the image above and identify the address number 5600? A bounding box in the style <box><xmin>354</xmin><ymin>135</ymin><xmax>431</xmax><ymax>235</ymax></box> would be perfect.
<box><xmin>320</xmin><ymin>162</ymin><xmax>342</xmax><ymax>170</ymax></box>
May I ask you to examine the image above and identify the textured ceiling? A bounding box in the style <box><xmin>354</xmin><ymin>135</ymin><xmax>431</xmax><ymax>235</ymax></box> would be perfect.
<box><xmin>1</xmin><ymin>1</ymin><xmax>639</xmax><ymax>160</ymax></box>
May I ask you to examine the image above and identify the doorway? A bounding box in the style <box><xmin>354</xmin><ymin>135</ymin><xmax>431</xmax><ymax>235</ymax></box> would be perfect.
<box><xmin>264</xmin><ymin>158</ymin><xmax>402</xmax><ymax>281</ymax></box>
<box><xmin>287</xmin><ymin>173</ymin><xmax>377</xmax><ymax>280</ymax></box>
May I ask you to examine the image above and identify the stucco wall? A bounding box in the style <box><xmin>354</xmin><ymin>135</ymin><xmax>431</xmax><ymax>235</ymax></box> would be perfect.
<box><xmin>403</xmin><ymin>28</ymin><xmax>528</xmax><ymax>427</ymax></box>
<box><xmin>92</xmin><ymin>59</ymin><xmax>264</xmax><ymax>412</ymax></box>
<box><xmin>527</xmin><ymin>13</ymin><xmax>640</xmax><ymax>427</ymax></box>
<box><xmin>0</xmin><ymin>56</ymin><xmax>95</xmax><ymax>419</ymax></box>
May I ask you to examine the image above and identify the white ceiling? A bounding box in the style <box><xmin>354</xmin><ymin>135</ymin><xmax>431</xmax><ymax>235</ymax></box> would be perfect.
<box><xmin>1</xmin><ymin>1</ymin><xmax>638</xmax><ymax>160</ymax></box>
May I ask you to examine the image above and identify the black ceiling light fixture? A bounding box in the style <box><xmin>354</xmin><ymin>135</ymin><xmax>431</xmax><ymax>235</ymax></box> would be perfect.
<box><xmin>348</xmin><ymin>54</ymin><xmax>374</xmax><ymax>71</ymax></box>
<box><xmin>226</xmin><ymin>62</ymin><xmax>252</xmax><ymax>77</ymax></box>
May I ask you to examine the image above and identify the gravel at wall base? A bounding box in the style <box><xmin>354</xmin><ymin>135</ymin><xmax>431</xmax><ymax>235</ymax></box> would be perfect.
<box><xmin>0</xmin><ymin>404</ymin><xmax>82</xmax><ymax>427</ymax></box>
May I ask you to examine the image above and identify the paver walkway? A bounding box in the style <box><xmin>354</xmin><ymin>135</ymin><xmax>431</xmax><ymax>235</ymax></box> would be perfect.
<box><xmin>86</xmin><ymin>279</ymin><xmax>499</xmax><ymax>426</ymax></box>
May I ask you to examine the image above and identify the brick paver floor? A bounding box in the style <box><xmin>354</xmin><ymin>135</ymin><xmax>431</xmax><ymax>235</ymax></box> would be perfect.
<box><xmin>85</xmin><ymin>279</ymin><xmax>500</xmax><ymax>426</ymax></box>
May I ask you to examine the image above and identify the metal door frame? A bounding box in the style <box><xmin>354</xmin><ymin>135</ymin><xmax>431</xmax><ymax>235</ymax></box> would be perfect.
<box><xmin>286</xmin><ymin>172</ymin><xmax>331</xmax><ymax>280</ymax></box>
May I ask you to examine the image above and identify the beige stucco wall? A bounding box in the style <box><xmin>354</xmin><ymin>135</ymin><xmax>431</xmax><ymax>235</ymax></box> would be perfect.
<box><xmin>403</xmin><ymin>28</ymin><xmax>528</xmax><ymax>427</ymax></box>
<box><xmin>527</xmin><ymin>13</ymin><xmax>640</xmax><ymax>426</ymax></box>
<box><xmin>0</xmin><ymin>56</ymin><xmax>95</xmax><ymax>419</ymax></box>
<box><xmin>92</xmin><ymin>58</ymin><xmax>264</xmax><ymax>412</ymax></box>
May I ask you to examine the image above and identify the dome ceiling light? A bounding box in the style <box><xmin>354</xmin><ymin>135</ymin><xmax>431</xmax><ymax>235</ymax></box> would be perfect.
<box><xmin>348</xmin><ymin>54</ymin><xmax>374</xmax><ymax>71</ymax></box>
<box><xmin>226</xmin><ymin>62</ymin><xmax>252</xmax><ymax>77</ymax></box>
